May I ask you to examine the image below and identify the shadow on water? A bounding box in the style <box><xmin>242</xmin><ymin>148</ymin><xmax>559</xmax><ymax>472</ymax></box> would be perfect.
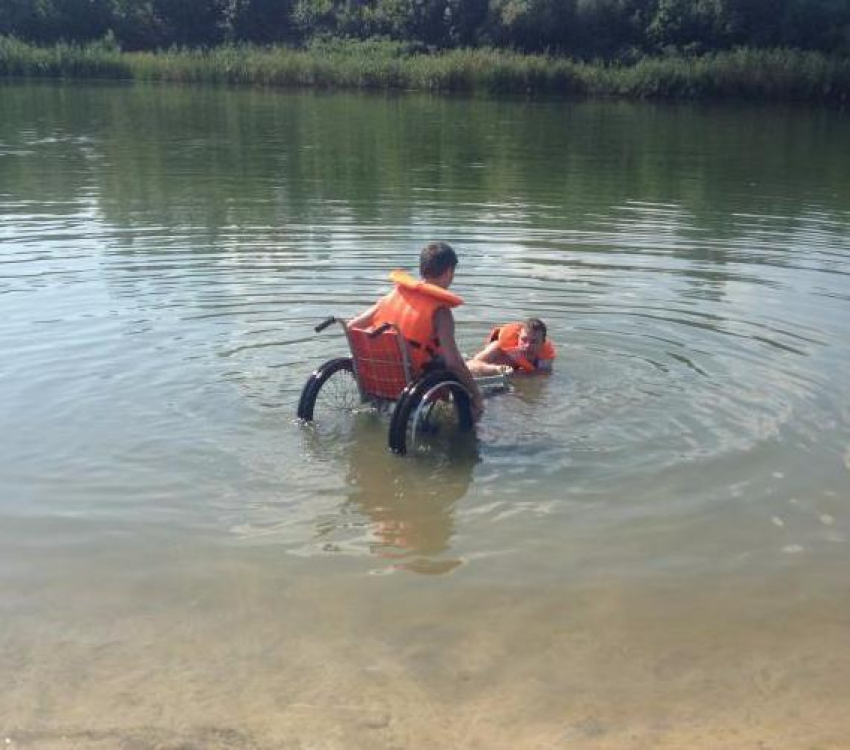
<box><xmin>300</xmin><ymin>409</ymin><xmax>480</xmax><ymax>575</ymax></box>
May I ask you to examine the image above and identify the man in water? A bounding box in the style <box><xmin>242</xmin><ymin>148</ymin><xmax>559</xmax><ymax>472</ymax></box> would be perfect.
<box><xmin>466</xmin><ymin>318</ymin><xmax>556</xmax><ymax>376</ymax></box>
<box><xmin>348</xmin><ymin>241</ymin><xmax>485</xmax><ymax>421</ymax></box>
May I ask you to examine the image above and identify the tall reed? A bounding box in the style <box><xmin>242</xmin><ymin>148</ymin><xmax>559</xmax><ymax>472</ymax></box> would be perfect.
<box><xmin>1</xmin><ymin>37</ymin><xmax>848</xmax><ymax>104</ymax></box>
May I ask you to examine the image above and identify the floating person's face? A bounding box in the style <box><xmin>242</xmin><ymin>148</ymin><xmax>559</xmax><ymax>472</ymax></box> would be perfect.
<box><xmin>517</xmin><ymin>326</ymin><xmax>544</xmax><ymax>358</ymax></box>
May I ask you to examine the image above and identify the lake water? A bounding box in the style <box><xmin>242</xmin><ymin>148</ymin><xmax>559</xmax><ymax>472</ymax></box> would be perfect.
<box><xmin>1</xmin><ymin>81</ymin><xmax>849</xmax><ymax>747</ymax></box>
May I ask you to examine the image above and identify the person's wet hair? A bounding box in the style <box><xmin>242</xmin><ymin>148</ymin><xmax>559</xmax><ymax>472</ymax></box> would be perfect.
<box><xmin>524</xmin><ymin>317</ymin><xmax>547</xmax><ymax>341</ymax></box>
<box><xmin>420</xmin><ymin>242</ymin><xmax>458</xmax><ymax>279</ymax></box>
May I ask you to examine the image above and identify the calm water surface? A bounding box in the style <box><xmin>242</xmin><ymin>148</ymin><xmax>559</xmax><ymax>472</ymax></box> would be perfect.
<box><xmin>1</xmin><ymin>82</ymin><xmax>849</xmax><ymax>747</ymax></box>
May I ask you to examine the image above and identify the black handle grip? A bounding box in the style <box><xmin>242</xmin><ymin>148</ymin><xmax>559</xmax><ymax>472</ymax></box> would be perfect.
<box><xmin>314</xmin><ymin>316</ymin><xmax>337</xmax><ymax>333</ymax></box>
<box><xmin>368</xmin><ymin>322</ymin><xmax>392</xmax><ymax>339</ymax></box>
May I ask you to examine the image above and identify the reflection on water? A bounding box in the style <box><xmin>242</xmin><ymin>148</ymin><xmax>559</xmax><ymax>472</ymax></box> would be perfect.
<box><xmin>285</xmin><ymin>398</ymin><xmax>479</xmax><ymax>573</ymax></box>
<box><xmin>326</xmin><ymin>417</ymin><xmax>478</xmax><ymax>575</ymax></box>
<box><xmin>1</xmin><ymin>82</ymin><xmax>850</xmax><ymax>745</ymax></box>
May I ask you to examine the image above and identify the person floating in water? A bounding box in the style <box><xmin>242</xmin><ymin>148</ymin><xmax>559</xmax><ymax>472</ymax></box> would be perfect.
<box><xmin>466</xmin><ymin>318</ymin><xmax>556</xmax><ymax>377</ymax></box>
<box><xmin>347</xmin><ymin>241</ymin><xmax>485</xmax><ymax>421</ymax></box>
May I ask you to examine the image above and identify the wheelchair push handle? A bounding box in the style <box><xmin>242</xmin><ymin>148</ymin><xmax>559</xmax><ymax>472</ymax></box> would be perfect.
<box><xmin>314</xmin><ymin>316</ymin><xmax>338</xmax><ymax>333</ymax></box>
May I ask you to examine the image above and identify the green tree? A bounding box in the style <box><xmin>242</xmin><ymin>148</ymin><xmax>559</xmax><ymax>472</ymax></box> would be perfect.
<box><xmin>109</xmin><ymin>0</ymin><xmax>168</xmax><ymax>49</ymax></box>
<box><xmin>444</xmin><ymin>0</ymin><xmax>489</xmax><ymax>46</ymax></box>
<box><xmin>292</xmin><ymin>0</ymin><xmax>339</xmax><ymax>38</ymax></box>
<box><xmin>648</xmin><ymin>0</ymin><xmax>731</xmax><ymax>52</ymax></box>
<box><xmin>1</xmin><ymin>0</ymin><xmax>114</xmax><ymax>43</ymax></box>
<box><xmin>220</xmin><ymin>0</ymin><xmax>297</xmax><ymax>43</ymax></box>
<box><xmin>483</xmin><ymin>0</ymin><xmax>577</xmax><ymax>52</ymax></box>
<box><xmin>151</xmin><ymin>0</ymin><xmax>229</xmax><ymax>46</ymax></box>
<box><xmin>375</xmin><ymin>0</ymin><xmax>454</xmax><ymax>46</ymax></box>
<box><xmin>778</xmin><ymin>0</ymin><xmax>850</xmax><ymax>53</ymax></box>
<box><xmin>0</xmin><ymin>0</ymin><xmax>59</xmax><ymax>42</ymax></box>
<box><xmin>573</xmin><ymin>0</ymin><xmax>649</xmax><ymax>58</ymax></box>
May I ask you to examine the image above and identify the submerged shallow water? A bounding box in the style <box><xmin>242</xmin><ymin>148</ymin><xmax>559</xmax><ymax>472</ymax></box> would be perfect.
<box><xmin>1</xmin><ymin>82</ymin><xmax>849</xmax><ymax>747</ymax></box>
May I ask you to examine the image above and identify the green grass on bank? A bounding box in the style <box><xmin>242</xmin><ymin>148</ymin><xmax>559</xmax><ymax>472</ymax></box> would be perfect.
<box><xmin>1</xmin><ymin>36</ymin><xmax>848</xmax><ymax>104</ymax></box>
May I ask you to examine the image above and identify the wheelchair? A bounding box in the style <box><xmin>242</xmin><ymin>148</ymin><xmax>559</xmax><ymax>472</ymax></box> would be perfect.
<box><xmin>297</xmin><ymin>316</ymin><xmax>505</xmax><ymax>456</ymax></box>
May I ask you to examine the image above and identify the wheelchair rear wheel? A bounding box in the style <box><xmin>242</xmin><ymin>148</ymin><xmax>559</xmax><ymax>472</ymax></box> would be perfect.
<box><xmin>388</xmin><ymin>370</ymin><xmax>474</xmax><ymax>455</ymax></box>
<box><xmin>297</xmin><ymin>357</ymin><xmax>361</xmax><ymax>422</ymax></box>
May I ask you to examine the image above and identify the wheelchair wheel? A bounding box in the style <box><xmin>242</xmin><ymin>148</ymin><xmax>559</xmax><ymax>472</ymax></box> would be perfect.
<box><xmin>388</xmin><ymin>370</ymin><xmax>474</xmax><ymax>456</ymax></box>
<box><xmin>297</xmin><ymin>357</ymin><xmax>361</xmax><ymax>422</ymax></box>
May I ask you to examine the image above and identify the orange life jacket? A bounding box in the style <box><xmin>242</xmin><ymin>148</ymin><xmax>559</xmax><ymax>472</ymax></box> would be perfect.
<box><xmin>373</xmin><ymin>270</ymin><xmax>463</xmax><ymax>371</ymax></box>
<box><xmin>487</xmin><ymin>322</ymin><xmax>556</xmax><ymax>373</ymax></box>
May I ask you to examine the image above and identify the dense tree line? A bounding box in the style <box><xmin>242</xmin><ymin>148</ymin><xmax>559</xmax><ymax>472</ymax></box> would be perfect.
<box><xmin>1</xmin><ymin>0</ymin><xmax>849</xmax><ymax>57</ymax></box>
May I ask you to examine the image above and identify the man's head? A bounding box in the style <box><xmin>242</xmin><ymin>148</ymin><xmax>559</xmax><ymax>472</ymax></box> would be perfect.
<box><xmin>420</xmin><ymin>242</ymin><xmax>458</xmax><ymax>288</ymax></box>
<box><xmin>518</xmin><ymin>317</ymin><xmax>547</xmax><ymax>358</ymax></box>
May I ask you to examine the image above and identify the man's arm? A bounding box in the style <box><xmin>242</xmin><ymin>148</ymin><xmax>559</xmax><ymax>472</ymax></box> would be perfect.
<box><xmin>434</xmin><ymin>307</ymin><xmax>484</xmax><ymax>421</ymax></box>
<box><xmin>467</xmin><ymin>341</ymin><xmax>511</xmax><ymax>376</ymax></box>
<box><xmin>470</xmin><ymin>341</ymin><xmax>504</xmax><ymax>364</ymax></box>
<box><xmin>347</xmin><ymin>303</ymin><xmax>379</xmax><ymax>330</ymax></box>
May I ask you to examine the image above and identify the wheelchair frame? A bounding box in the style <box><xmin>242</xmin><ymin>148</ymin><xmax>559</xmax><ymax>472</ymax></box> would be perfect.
<box><xmin>297</xmin><ymin>316</ymin><xmax>486</xmax><ymax>455</ymax></box>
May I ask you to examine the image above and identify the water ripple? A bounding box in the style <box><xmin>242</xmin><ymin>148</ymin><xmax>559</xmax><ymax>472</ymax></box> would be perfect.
<box><xmin>2</xmin><ymin>87</ymin><xmax>849</xmax><ymax>577</ymax></box>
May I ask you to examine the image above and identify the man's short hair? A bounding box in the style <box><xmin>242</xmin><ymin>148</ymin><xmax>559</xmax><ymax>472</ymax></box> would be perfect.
<box><xmin>524</xmin><ymin>317</ymin><xmax>547</xmax><ymax>341</ymax></box>
<box><xmin>420</xmin><ymin>242</ymin><xmax>458</xmax><ymax>279</ymax></box>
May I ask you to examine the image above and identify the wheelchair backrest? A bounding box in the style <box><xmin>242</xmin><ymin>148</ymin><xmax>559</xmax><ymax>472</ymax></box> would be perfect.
<box><xmin>346</xmin><ymin>325</ymin><xmax>414</xmax><ymax>401</ymax></box>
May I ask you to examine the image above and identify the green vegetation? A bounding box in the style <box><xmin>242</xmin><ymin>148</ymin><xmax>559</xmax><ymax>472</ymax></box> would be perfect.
<box><xmin>0</xmin><ymin>0</ymin><xmax>850</xmax><ymax>59</ymax></box>
<box><xmin>2</xmin><ymin>36</ymin><xmax>849</xmax><ymax>103</ymax></box>
<box><xmin>3</xmin><ymin>0</ymin><xmax>850</xmax><ymax>57</ymax></box>
<box><xmin>2</xmin><ymin>0</ymin><xmax>849</xmax><ymax>102</ymax></box>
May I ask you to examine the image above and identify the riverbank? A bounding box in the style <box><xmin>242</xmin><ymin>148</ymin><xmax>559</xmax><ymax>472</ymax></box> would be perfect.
<box><xmin>1</xmin><ymin>37</ymin><xmax>849</xmax><ymax>104</ymax></box>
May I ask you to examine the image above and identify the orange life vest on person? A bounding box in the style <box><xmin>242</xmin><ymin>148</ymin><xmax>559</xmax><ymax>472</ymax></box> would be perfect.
<box><xmin>372</xmin><ymin>270</ymin><xmax>463</xmax><ymax>371</ymax></box>
<box><xmin>487</xmin><ymin>322</ymin><xmax>556</xmax><ymax>373</ymax></box>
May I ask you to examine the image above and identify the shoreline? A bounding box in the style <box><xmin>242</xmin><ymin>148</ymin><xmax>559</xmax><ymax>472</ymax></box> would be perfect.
<box><xmin>1</xmin><ymin>37</ymin><xmax>849</xmax><ymax>105</ymax></box>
